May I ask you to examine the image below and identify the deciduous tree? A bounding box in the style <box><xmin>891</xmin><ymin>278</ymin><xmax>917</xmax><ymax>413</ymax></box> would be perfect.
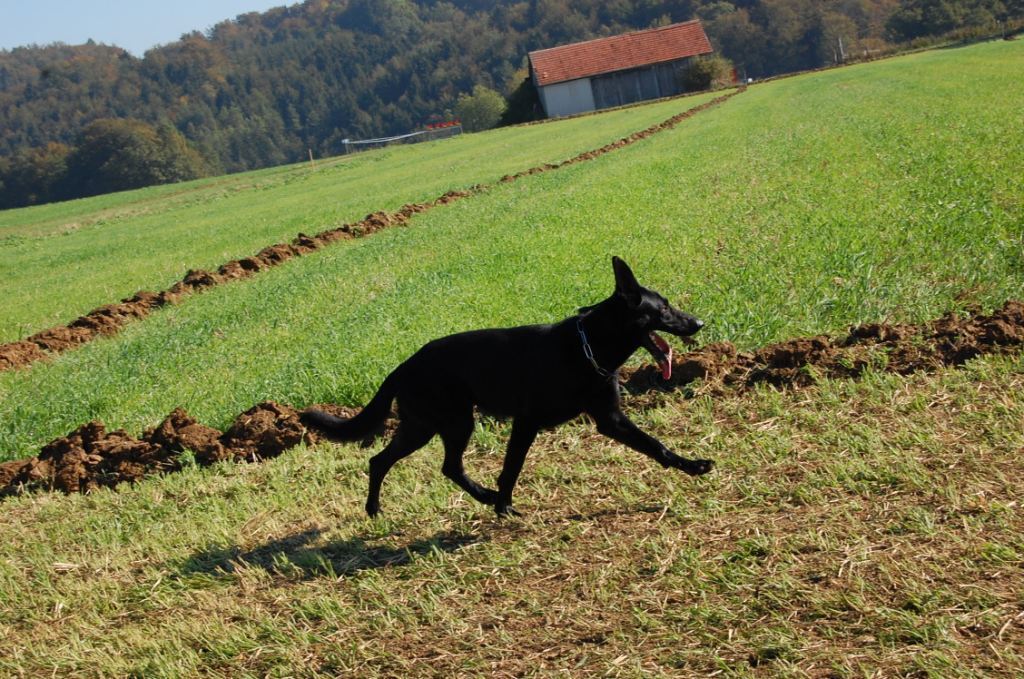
<box><xmin>62</xmin><ymin>119</ymin><xmax>207</xmax><ymax>198</ymax></box>
<box><xmin>455</xmin><ymin>85</ymin><xmax>507</xmax><ymax>132</ymax></box>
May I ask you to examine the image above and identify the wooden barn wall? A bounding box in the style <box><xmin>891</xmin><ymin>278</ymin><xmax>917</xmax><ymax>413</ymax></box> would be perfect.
<box><xmin>591</xmin><ymin>60</ymin><xmax>690</xmax><ymax>110</ymax></box>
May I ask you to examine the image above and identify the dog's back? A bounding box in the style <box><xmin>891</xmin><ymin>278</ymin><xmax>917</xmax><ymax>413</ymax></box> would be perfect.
<box><xmin>394</xmin><ymin>320</ymin><xmax>588</xmax><ymax>424</ymax></box>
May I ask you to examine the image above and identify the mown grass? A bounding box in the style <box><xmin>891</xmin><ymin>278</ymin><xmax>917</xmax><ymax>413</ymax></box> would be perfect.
<box><xmin>1</xmin><ymin>352</ymin><xmax>1021</xmax><ymax>676</ymax></box>
<box><xmin>1</xmin><ymin>40</ymin><xmax>1021</xmax><ymax>460</ymax></box>
<box><xmin>0</xmin><ymin>91</ymin><xmax>721</xmax><ymax>343</ymax></box>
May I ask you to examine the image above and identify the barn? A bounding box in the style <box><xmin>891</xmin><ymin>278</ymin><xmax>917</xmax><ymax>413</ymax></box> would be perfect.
<box><xmin>528</xmin><ymin>20</ymin><xmax>714</xmax><ymax>118</ymax></box>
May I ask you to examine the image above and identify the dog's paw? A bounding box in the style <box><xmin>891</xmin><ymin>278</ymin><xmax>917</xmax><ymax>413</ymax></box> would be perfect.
<box><xmin>680</xmin><ymin>459</ymin><xmax>715</xmax><ymax>476</ymax></box>
<box><xmin>494</xmin><ymin>503</ymin><xmax>522</xmax><ymax>518</ymax></box>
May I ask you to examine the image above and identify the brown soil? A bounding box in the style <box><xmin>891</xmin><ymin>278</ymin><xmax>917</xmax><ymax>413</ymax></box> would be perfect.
<box><xmin>0</xmin><ymin>402</ymin><xmax>322</xmax><ymax>496</ymax></box>
<box><xmin>1</xmin><ymin>299</ymin><xmax>1020</xmax><ymax>500</ymax></box>
<box><xmin>0</xmin><ymin>90</ymin><xmax>744</xmax><ymax>373</ymax></box>
<box><xmin>622</xmin><ymin>300</ymin><xmax>1024</xmax><ymax>396</ymax></box>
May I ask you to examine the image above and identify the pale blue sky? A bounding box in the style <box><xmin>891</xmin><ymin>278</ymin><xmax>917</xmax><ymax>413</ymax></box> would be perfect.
<box><xmin>0</xmin><ymin>1</ymin><xmax>295</xmax><ymax>56</ymax></box>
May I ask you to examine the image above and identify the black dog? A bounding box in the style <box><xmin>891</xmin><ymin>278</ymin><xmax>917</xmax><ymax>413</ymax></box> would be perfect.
<box><xmin>301</xmin><ymin>257</ymin><xmax>714</xmax><ymax>517</ymax></box>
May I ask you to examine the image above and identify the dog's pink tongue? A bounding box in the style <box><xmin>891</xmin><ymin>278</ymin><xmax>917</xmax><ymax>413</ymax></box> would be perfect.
<box><xmin>660</xmin><ymin>346</ymin><xmax>673</xmax><ymax>380</ymax></box>
<box><xmin>651</xmin><ymin>332</ymin><xmax>673</xmax><ymax>380</ymax></box>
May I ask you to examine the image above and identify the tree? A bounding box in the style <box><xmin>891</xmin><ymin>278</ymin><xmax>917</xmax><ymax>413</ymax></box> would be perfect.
<box><xmin>817</xmin><ymin>11</ymin><xmax>861</xmax><ymax>63</ymax></box>
<box><xmin>697</xmin><ymin>2</ymin><xmax>739</xmax><ymax>23</ymax></box>
<box><xmin>455</xmin><ymin>85</ymin><xmax>507</xmax><ymax>132</ymax></box>
<box><xmin>0</xmin><ymin>142</ymin><xmax>71</xmax><ymax>208</ymax></box>
<box><xmin>679</xmin><ymin>55</ymin><xmax>735</xmax><ymax>91</ymax></box>
<box><xmin>62</xmin><ymin>118</ymin><xmax>207</xmax><ymax>198</ymax></box>
<box><xmin>887</xmin><ymin>0</ymin><xmax>965</xmax><ymax>41</ymax></box>
<box><xmin>704</xmin><ymin>7</ymin><xmax>770</xmax><ymax>76</ymax></box>
<box><xmin>499</xmin><ymin>71</ymin><xmax>543</xmax><ymax>126</ymax></box>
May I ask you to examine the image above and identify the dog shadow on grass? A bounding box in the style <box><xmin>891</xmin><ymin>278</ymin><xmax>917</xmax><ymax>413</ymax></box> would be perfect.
<box><xmin>178</xmin><ymin>528</ymin><xmax>484</xmax><ymax>581</ymax></box>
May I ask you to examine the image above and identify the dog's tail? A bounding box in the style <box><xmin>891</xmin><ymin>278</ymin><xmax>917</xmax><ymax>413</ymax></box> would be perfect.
<box><xmin>300</xmin><ymin>369</ymin><xmax>401</xmax><ymax>442</ymax></box>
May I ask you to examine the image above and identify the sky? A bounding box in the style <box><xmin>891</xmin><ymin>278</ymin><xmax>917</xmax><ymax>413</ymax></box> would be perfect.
<box><xmin>0</xmin><ymin>1</ymin><xmax>293</xmax><ymax>56</ymax></box>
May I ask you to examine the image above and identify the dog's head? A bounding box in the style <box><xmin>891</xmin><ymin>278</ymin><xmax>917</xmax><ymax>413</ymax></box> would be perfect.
<box><xmin>611</xmin><ymin>256</ymin><xmax>703</xmax><ymax>379</ymax></box>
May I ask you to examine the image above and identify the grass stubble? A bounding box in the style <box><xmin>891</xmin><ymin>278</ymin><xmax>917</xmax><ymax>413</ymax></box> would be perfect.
<box><xmin>0</xmin><ymin>354</ymin><xmax>1021</xmax><ymax>676</ymax></box>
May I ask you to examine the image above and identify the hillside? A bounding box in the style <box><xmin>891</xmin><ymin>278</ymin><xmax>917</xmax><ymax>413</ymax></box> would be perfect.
<box><xmin>0</xmin><ymin>40</ymin><xmax>1022</xmax><ymax>675</ymax></box>
<box><xmin>3</xmin><ymin>0</ymin><xmax>1022</xmax><ymax>209</ymax></box>
<box><xmin>0</xmin><ymin>92</ymin><xmax>720</xmax><ymax>345</ymax></box>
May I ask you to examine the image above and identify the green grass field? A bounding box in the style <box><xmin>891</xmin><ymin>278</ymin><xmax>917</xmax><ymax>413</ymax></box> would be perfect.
<box><xmin>1</xmin><ymin>40</ymin><xmax>1022</xmax><ymax>676</ymax></box>
<box><xmin>1</xmin><ymin>40</ymin><xmax>1020</xmax><ymax>458</ymax></box>
<box><xmin>0</xmin><ymin>91</ymin><xmax>720</xmax><ymax>343</ymax></box>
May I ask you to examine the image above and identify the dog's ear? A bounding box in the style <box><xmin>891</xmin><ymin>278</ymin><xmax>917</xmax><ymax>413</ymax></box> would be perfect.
<box><xmin>612</xmin><ymin>256</ymin><xmax>642</xmax><ymax>306</ymax></box>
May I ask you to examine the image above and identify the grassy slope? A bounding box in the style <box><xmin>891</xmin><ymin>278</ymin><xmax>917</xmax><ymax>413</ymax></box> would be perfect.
<box><xmin>1</xmin><ymin>41</ymin><xmax>1021</xmax><ymax>459</ymax></box>
<box><xmin>1</xmin><ymin>354</ymin><xmax>1021</xmax><ymax>676</ymax></box>
<box><xmin>0</xmin><ymin>92</ymin><xmax>718</xmax><ymax>343</ymax></box>
<box><xmin>1</xmin><ymin>39</ymin><xmax>1023</xmax><ymax>679</ymax></box>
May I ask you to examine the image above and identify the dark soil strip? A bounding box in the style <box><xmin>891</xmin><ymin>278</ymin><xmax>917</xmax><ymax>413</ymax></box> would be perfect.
<box><xmin>1</xmin><ymin>299</ymin><xmax>1020</xmax><ymax>500</ymax></box>
<box><xmin>622</xmin><ymin>300</ymin><xmax>1024</xmax><ymax>398</ymax></box>
<box><xmin>0</xmin><ymin>402</ymin><xmax>361</xmax><ymax>498</ymax></box>
<box><xmin>0</xmin><ymin>89</ymin><xmax>745</xmax><ymax>373</ymax></box>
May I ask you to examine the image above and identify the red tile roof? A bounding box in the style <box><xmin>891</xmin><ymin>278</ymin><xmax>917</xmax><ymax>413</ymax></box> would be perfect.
<box><xmin>529</xmin><ymin>20</ymin><xmax>713</xmax><ymax>88</ymax></box>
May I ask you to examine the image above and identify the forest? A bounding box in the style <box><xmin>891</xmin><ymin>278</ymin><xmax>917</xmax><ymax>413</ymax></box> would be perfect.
<box><xmin>1</xmin><ymin>0</ymin><xmax>1021</xmax><ymax>208</ymax></box>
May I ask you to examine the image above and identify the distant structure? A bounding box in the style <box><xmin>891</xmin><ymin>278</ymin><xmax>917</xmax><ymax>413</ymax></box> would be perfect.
<box><xmin>342</xmin><ymin>121</ymin><xmax>462</xmax><ymax>154</ymax></box>
<box><xmin>528</xmin><ymin>20</ymin><xmax>713</xmax><ymax>118</ymax></box>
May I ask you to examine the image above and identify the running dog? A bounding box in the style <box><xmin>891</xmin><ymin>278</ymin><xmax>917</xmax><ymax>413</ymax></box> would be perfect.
<box><xmin>301</xmin><ymin>257</ymin><xmax>713</xmax><ymax>517</ymax></box>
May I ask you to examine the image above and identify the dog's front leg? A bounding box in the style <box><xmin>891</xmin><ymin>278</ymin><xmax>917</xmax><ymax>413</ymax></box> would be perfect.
<box><xmin>494</xmin><ymin>419</ymin><xmax>539</xmax><ymax>517</ymax></box>
<box><xmin>590</xmin><ymin>408</ymin><xmax>714</xmax><ymax>476</ymax></box>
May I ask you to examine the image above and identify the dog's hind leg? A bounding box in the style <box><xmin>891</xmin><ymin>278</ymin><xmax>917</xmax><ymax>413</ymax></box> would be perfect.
<box><xmin>366</xmin><ymin>420</ymin><xmax>434</xmax><ymax>517</ymax></box>
<box><xmin>494</xmin><ymin>418</ymin><xmax>539</xmax><ymax>517</ymax></box>
<box><xmin>439</xmin><ymin>412</ymin><xmax>499</xmax><ymax>507</ymax></box>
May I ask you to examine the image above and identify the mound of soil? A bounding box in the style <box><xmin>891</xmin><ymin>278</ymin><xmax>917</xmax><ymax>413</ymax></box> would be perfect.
<box><xmin>222</xmin><ymin>402</ymin><xmax>312</xmax><ymax>460</ymax></box>
<box><xmin>0</xmin><ymin>402</ymin><xmax>319</xmax><ymax>497</ymax></box>
<box><xmin>0</xmin><ymin>421</ymin><xmax>173</xmax><ymax>495</ymax></box>
<box><xmin>0</xmin><ymin>399</ymin><xmax>404</xmax><ymax>498</ymax></box>
<box><xmin>2</xmin><ymin>299</ymin><xmax>1021</xmax><ymax>501</ymax></box>
<box><xmin>623</xmin><ymin>300</ymin><xmax>1024</xmax><ymax>395</ymax></box>
<box><xmin>145</xmin><ymin>408</ymin><xmax>227</xmax><ymax>464</ymax></box>
<box><xmin>0</xmin><ymin>341</ymin><xmax>49</xmax><ymax>371</ymax></box>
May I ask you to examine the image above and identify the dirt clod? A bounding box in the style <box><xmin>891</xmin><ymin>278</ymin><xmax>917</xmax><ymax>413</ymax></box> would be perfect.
<box><xmin>221</xmin><ymin>402</ymin><xmax>314</xmax><ymax>460</ymax></box>
<box><xmin>0</xmin><ymin>401</ymin><xmax>325</xmax><ymax>498</ymax></box>
<box><xmin>0</xmin><ymin>421</ymin><xmax>175</xmax><ymax>495</ymax></box>
<box><xmin>0</xmin><ymin>341</ymin><xmax>49</xmax><ymax>370</ymax></box>
<box><xmin>144</xmin><ymin>408</ymin><xmax>227</xmax><ymax>464</ymax></box>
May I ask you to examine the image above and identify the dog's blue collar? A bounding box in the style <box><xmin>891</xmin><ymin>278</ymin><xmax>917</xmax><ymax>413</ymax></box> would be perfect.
<box><xmin>576</xmin><ymin>317</ymin><xmax>612</xmax><ymax>380</ymax></box>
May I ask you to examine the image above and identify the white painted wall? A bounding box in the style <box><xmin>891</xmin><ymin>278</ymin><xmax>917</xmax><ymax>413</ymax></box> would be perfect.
<box><xmin>537</xmin><ymin>78</ymin><xmax>596</xmax><ymax>118</ymax></box>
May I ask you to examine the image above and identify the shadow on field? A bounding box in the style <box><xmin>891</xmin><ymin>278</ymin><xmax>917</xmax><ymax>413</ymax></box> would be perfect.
<box><xmin>178</xmin><ymin>528</ymin><xmax>483</xmax><ymax>581</ymax></box>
